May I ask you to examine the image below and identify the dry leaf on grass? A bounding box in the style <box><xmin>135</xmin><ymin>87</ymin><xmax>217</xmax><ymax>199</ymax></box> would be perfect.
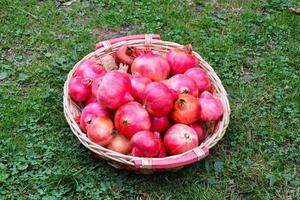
<box><xmin>290</xmin><ymin>7</ymin><xmax>300</xmax><ymax>14</ymax></box>
<box><xmin>62</xmin><ymin>0</ymin><xmax>76</xmax><ymax>6</ymax></box>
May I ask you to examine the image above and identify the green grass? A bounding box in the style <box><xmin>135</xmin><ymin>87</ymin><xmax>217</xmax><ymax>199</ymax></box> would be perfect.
<box><xmin>1</xmin><ymin>0</ymin><xmax>299</xmax><ymax>199</ymax></box>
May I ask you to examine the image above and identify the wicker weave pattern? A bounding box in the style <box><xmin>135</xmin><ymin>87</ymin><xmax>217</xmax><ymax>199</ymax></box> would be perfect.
<box><xmin>63</xmin><ymin>35</ymin><xmax>230</xmax><ymax>173</ymax></box>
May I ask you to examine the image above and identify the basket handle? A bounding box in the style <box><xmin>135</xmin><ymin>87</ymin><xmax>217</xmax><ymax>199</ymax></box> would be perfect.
<box><xmin>95</xmin><ymin>34</ymin><xmax>161</xmax><ymax>49</ymax></box>
<box><xmin>133</xmin><ymin>147</ymin><xmax>209</xmax><ymax>169</ymax></box>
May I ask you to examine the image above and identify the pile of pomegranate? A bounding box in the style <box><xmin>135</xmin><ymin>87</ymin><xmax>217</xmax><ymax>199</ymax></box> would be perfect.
<box><xmin>68</xmin><ymin>44</ymin><xmax>224</xmax><ymax>157</ymax></box>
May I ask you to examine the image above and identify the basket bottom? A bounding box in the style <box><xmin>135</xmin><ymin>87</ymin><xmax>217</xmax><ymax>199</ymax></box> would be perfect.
<box><xmin>93</xmin><ymin>153</ymin><xmax>183</xmax><ymax>174</ymax></box>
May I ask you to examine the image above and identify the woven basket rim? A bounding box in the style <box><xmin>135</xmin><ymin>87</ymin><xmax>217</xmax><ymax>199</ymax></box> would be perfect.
<box><xmin>63</xmin><ymin>35</ymin><xmax>230</xmax><ymax>171</ymax></box>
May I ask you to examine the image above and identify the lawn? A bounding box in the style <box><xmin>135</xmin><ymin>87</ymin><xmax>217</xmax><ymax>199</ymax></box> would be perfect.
<box><xmin>0</xmin><ymin>0</ymin><xmax>299</xmax><ymax>199</ymax></box>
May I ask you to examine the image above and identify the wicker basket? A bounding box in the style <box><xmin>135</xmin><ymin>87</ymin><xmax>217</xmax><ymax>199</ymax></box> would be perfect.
<box><xmin>63</xmin><ymin>34</ymin><xmax>230</xmax><ymax>174</ymax></box>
